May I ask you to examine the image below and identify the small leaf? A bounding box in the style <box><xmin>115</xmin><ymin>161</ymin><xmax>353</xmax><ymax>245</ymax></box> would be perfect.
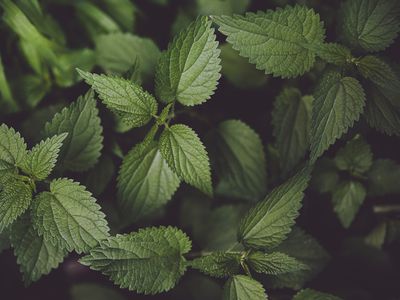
<box><xmin>340</xmin><ymin>0</ymin><xmax>400</xmax><ymax>52</ymax></box>
<box><xmin>238</xmin><ymin>167</ymin><xmax>311</xmax><ymax>250</ymax></box>
<box><xmin>0</xmin><ymin>124</ymin><xmax>27</xmax><ymax>175</ymax></box>
<box><xmin>332</xmin><ymin>180</ymin><xmax>366</xmax><ymax>228</ymax></box>
<box><xmin>32</xmin><ymin>178</ymin><xmax>109</xmax><ymax>253</ymax></box>
<box><xmin>117</xmin><ymin>141</ymin><xmax>180</xmax><ymax>220</ymax></box>
<box><xmin>367</xmin><ymin>159</ymin><xmax>400</xmax><ymax>196</ymax></box>
<box><xmin>222</xmin><ymin>275</ymin><xmax>267</xmax><ymax>300</ymax></box>
<box><xmin>293</xmin><ymin>288</ymin><xmax>342</xmax><ymax>300</ymax></box>
<box><xmin>190</xmin><ymin>252</ymin><xmax>241</xmax><ymax>278</ymax></box>
<box><xmin>21</xmin><ymin>133</ymin><xmax>68</xmax><ymax>180</ymax></box>
<box><xmin>159</xmin><ymin>124</ymin><xmax>212</xmax><ymax>196</ymax></box>
<box><xmin>247</xmin><ymin>251</ymin><xmax>308</xmax><ymax>275</ymax></box>
<box><xmin>78</xmin><ymin>70</ymin><xmax>158</xmax><ymax>128</ymax></box>
<box><xmin>80</xmin><ymin>226</ymin><xmax>192</xmax><ymax>295</ymax></box>
<box><xmin>10</xmin><ymin>215</ymin><xmax>67</xmax><ymax>286</ymax></box>
<box><xmin>44</xmin><ymin>90</ymin><xmax>103</xmax><ymax>172</ymax></box>
<box><xmin>155</xmin><ymin>16</ymin><xmax>221</xmax><ymax>106</ymax></box>
<box><xmin>310</xmin><ymin>71</ymin><xmax>365</xmax><ymax>162</ymax></box>
<box><xmin>314</xmin><ymin>43</ymin><xmax>353</xmax><ymax>66</ymax></box>
<box><xmin>213</xmin><ymin>5</ymin><xmax>325</xmax><ymax>78</ymax></box>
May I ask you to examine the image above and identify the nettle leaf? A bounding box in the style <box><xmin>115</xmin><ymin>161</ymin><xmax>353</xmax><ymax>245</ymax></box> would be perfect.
<box><xmin>80</xmin><ymin>226</ymin><xmax>192</xmax><ymax>295</ymax></box>
<box><xmin>332</xmin><ymin>181</ymin><xmax>366</xmax><ymax>228</ymax></box>
<box><xmin>213</xmin><ymin>5</ymin><xmax>325</xmax><ymax>78</ymax></box>
<box><xmin>21</xmin><ymin>133</ymin><xmax>68</xmax><ymax>180</ymax></box>
<box><xmin>314</xmin><ymin>43</ymin><xmax>353</xmax><ymax>66</ymax></box>
<box><xmin>0</xmin><ymin>175</ymin><xmax>32</xmax><ymax>233</ymax></box>
<box><xmin>0</xmin><ymin>124</ymin><xmax>27</xmax><ymax>175</ymax></box>
<box><xmin>159</xmin><ymin>124</ymin><xmax>212</xmax><ymax>196</ymax></box>
<box><xmin>32</xmin><ymin>178</ymin><xmax>109</xmax><ymax>253</ymax></box>
<box><xmin>368</xmin><ymin>159</ymin><xmax>400</xmax><ymax>196</ymax></box>
<box><xmin>272</xmin><ymin>88</ymin><xmax>312</xmax><ymax>175</ymax></box>
<box><xmin>238</xmin><ymin>167</ymin><xmax>311</xmax><ymax>250</ymax></box>
<box><xmin>310</xmin><ymin>71</ymin><xmax>365</xmax><ymax>162</ymax></box>
<box><xmin>293</xmin><ymin>289</ymin><xmax>342</xmax><ymax>300</ymax></box>
<box><xmin>197</xmin><ymin>0</ymin><xmax>250</xmax><ymax>15</ymax></box>
<box><xmin>78</xmin><ymin>70</ymin><xmax>158</xmax><ymax>127</ymax></box>
<box><xmin>247</xmin><ymin>251</ymin><xmax>308</xmax><ymax>275</ymax></box>
<box><xmin>223</xmin><ymin>275</ymin><xmax>267</xmax><ymax>300</ymax></box>
<box><xmin>117</xmin><ymin>141</ymin><xmax>180</xmax><ymax>220</ymax></box>
<box><xmin>44</xmin><ymin>90</ymin><xmax>103</xmax><ymax>172</ymax></box>
<box><xmin>155</xmin><ymin>16</ymin><xmax>221</xmax><ymax>106</ymax></box>
<box><xmin>209</xmin><ymin>120</ymin><xmax>266</xmax><ymax>202</ymax></box>
<box><xmin>190</xmin><ymin>252</ymin><xmax>241</xmax><ymax>278</ymax></box>
<box><xmin>340</xmin><ymin>0</ymin><xmax>400</xmax><ymax>52</ymax></box>
<box><xmin>334</xmin><ymin>136</ymin><xmax>373</xmax><ymax>174</ymax></box>
<box><xmin>10</xmin><ymin>215</ymin><xmax>67</xmax><ymax>286</ymax></box>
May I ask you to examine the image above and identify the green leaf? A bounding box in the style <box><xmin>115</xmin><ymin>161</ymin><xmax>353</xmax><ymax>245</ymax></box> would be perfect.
<box><xmin>293</xmin><ymin>289</ymin><xmax>342</xmax><ymax>300</ymax></box>
<box><xmin>10</xmin><ymin>215</ymin><xmax>67</xmax><ymax>285</ymax></box>
<box><xmin>95</xmin><ymin>33</ymin><xmax>160</xmax><ymax>82</ymax></box>
<box><xmin>197</xmin><ymin>0</ymin><xmax>250</xmax><ymax>15</ymax></box>
<box><xmin>80</xmin><ymin>226</ymin><xmax>192</xmax><ymax>295</ymax></box>
<box><xmin>314</xmin><ymin>43</ymin><xmax>353</xmax><ymax>66</ymax></box>
<box><xmin>78</xmin><ymin>70</ymin><xmax>158</xmax><ymax>128</ymax></box>
<box><xmin>190</xmin><ymin>252</ymin><xmax>241</xmax><ymax>278</ymax></box>
<box><xmin>311</xmin><ymin>158</ymin><xmax>339</xmax><ymax>194</ymax></box>
<box><xmin>71</xmin><ymin>283</ymin><xmax>126</xmax><ymax>300</ymax></box>
<box><xmin>310</xmin><ymin>71</ymin><xmax>365</xmax><ymax>162</ymax></box>
<box><xmin>332</xmin><ymin>181</ymin><xmax>366</xmax><ymax>228</ymax></box>
<box><xmin>272</xmin><ymin>88</ymin><xmax>313</xmax><ymax>174</ymax></box>
<box><xmin>17</xmin><ymin>74</ymin><xmax>51</xmax><ymax>108</ymax></box>
<box><xmin>117</xmin><ymin>141</ymin><xmax>180</xmax><ymax>220</ymax></box>
<box><xmin>84</xmin><ymin>155</ymin><xmax>115</xmax><ymax>196</ymax></box>
<box><xmin>209</xmin><ymin>120</ymin><xmax>266</xmax><ymax>202</ymax></box>
<box><xmin>265</xmin><ymin>227</ymin><xmax>330</xmax><ymax>290</ymax></box>
<box><xmin>0</xmin><ymin>55</ymin><xmax>18</xmax><ymax>113</ymax></box>
<box><xmin>365</xmin><ymin>222</ymin><xmax>387</xmax><ymax>249</ymax></box>
<box><xmin>32</xmin><ymin>178</ymin><xmax>109</xmax><ymax>253</ymax></box>
<box><xmin>155</xmin><ymin>16</ymin><xmax>221</xmax><ymax>106</ymax></box>
<box><xmin>223</xmin><ymin>275</ymin><xmax>267</xmax><ymax>300</ymax></box>
<box><xmin>0</xmin><ymin>175</ymin><xmax>32</xmax><ymax>233</ymax></box>
<box><xmin>98</xmin><ymin>0</ymin><xmax>136</xmax><ymax>32</ymax></box>
<box><xmin>334</xmin><ymin>136</ymin><xmax>373</xmax><ymax>174</ymax></box>
<box><xmin>44</xmin><ymin>90</ymin><xmax>103</xmax><ymax>172</ymax></box>
<box><xmin>340</xmin><ymin>0</ymin><xmax>400</xmax><ymax>52</ymax></box>
<box><xmin>238</xmin><ymin>167</ymin><xmax>311</xmax><ymax>250</ymax></box>
<box><xmin>367</xmin><ymin>159</ymin><xmax>400</xmax><ymax>196</ymax></box>
<box><xmin>247</xmin><ymin>251</ymin><xmax>308</xmax><ymax>275</ymax></box>
<box><xmin>20</xmin><ymin>133</ymin><xmax>68</xmax><ymax>180</ymax></box>
<box><xmin>159</xmin><ymin>124</ymin><xmax>212</xmax><ymax>196</ymax></box>
<box><xmin>0</xmin><ymin>124</ymin><xmax>27</xmax><ymax>175</ymax></box>
<box><xmin>213</xmin><ymin>5</ymin><xmax>325</xmax><ymax>78</ymax></box>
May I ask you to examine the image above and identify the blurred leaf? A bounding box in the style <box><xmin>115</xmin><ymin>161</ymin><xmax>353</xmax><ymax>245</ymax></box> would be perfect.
<box><xmin>367</xmin><ymin>159</ymin><xmax>400</xmax><ymax>196</ymax></box>
<box><xmin>197</xmin><ymin>0</ymin><xmax>250</xmax><ymax>15</ymax></box>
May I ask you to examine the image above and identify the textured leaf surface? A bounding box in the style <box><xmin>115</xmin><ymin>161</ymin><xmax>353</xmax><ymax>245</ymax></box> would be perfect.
<box><xmin>159</xmin><ymin>124</ymin><xmax>212</xmax><ymax>196</ymax></box>
<box><xmin>11</xmin><ymin>215</ymin><xmax>67</xmax><ymax>285</ymax></box>
<box><xmin>0</xmin><ymin>175</ymin><xmax>32</xmax><ymax>233</ymax></box>
<box><xmin>238</xmin><ymin>167</ymin><xmax>311</xmax><ymax>250</ymax></box>
<box><xmin>340</xmin><ymin>0</ymin><xmax>400</xmax><ymax>52</ymax></box>
<box><xmin>44</xmin><ymin>90</ymin><xmax>103</xmax><ymax>171</ymax></box>
<box><xmin>78</xmin><ymin>70</ymin><xmax>158</xmax><ymax>128</ymax></box>
<box><xmin>190</xmin><ymin>252</ymin><xmax>241</xmax><ymax>278</ymax></box>
<box><xmin>223</xmin><ymin>275</ymin><xmax>267</xmax><ymax>300</ymax></box>
<box><xmin>368</xmin><ymin>159</ymin><xmax>400</xmax><ymax>196</ymax></box>
<box><xmin>332</xmin><ymin>181</ymin><xmax>366</xmax><ymax>228</ymax></box>
<box><xmin>314</xmin><ymin>43</ymin><xmax>352</xmax><ymax>66</ymax></box>
<box><xmin>272</xmin><ymin>88</ymin><xmax>312</xmax><ymax>174</ymax></box>
<box><xmin>293</xmin><ymin>289</ymin><xmax>342</xmax><ymax>300</ymax></box>
<box><xmin>247</xmin><ymin>251</ymin><xmax>308</xmax><ymax>275</ymax></box>
<box><xmin>21</xmin><ymin>134</ymin><xmax>67</xmax><ymax>180</ymax></box>
<box><xmin>32</xmin><ymin>178</ymin><xmax>109</xmax><ymax>253</ymax></box>
<box><xmin>80</xmin><ymin>226</ymin><xmax>191</xmax><ymax>295</ymax></box>
<box><xmin>155</xmin><ymin>16</ymin><xmax>221</xmax><ymax>106</ymax></box>
<box><xmin>310</xmin><ymin>71</ymin><xmax>365</xmax><ymax>162</ymax></box>
<box><xmin>117</xmin><ymin>142</ymin><xmax>180</xmax><ymax>220</ymax></box>
<box><xmin>213</xmin><ymin>5</ymin><xmax>325</xmax><ymax>78</ymax></box>
<box><xmin>209</xmin><ymin>120</ymin><xmax>266</xmax><ymax>201</ymax></box>
<box><xmin>0</xmin><ymin>124</ymin><xmax>27</xmax><ymax>175</ymax></box>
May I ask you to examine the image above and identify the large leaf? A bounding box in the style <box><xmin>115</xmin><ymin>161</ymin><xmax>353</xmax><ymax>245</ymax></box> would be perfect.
<box><xmin>213</xmin><ymin>5</ymin><xmax>325</xmax><ymax>78</ymax></box>
<box><xmin>80</xmin><ymin>226</ymin><xmax>191</xmax><ymax>295</ymax></box>
<box><xmin>222</xmin><ymin>275</ymin><xmax>267</xmax><ymax>300</ymax></box>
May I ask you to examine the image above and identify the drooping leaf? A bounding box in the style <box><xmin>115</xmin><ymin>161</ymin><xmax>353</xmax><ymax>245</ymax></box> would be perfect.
<box><xmin>117</xmin><ymin>142</ymin><xmax>180</xmax><ymax>220</ymax></box>
<box><xmin>0</xmin><ymin>124</ymin><xmax>27</xmax><ymax>175</ymax></box>
<box><xmin>0</xmin><ymin>55</ymin><xmax>18</xmax><ymax>113</ymax></box>
<box><xmin>155</xmin><ymin>16</ymin><xmax>221</xmax><ymax>106</ymax></box>
<box><xmin>209</xmin><ymin>120</ymin><xmax>266</xmax><ymax>201</ymax></box>
<box><xmin>159</xmin><ymin>124</ymin><xmax>212</xmax><ymax>196</ymax></box>
<box><xmin>213</xmin><ymin>5</ymin><xmax>325</xmax><ymax>78</ymax></box>
<box><xmin>222</xmin><ymin>275</ymin><xmax>267</xmax><ymax>300</ymax></box>
<box><xmin>44</xmin><ymin>90</ymin><xmax>103</xmax><ymax>172</ymax></box>
<box><xmin>238</xmin><ymin>167</ymin><xmax>311</xmax><ymax>250</ymax></box>
<box><xmin>190</xmin><ymin>252</ymin><xmax>241</xmax><ymax>278</ymax></box>
<box><xmin>247</xmin><ymin>251</ymin><xmax>308</xmax><ymax>275</ymax></box>
<box><xmin>293</xmin><ymin>289</ymin><xmax>342</xmax><ymax>300</ymax></box>
<box><xmin>80</xmin><ymin>226</ymin><xmax>192</xmax><ymax>295</ymax></box>
<box><xmin>310</xmin><ymin>71</ymin><xmax>365</xmax><ymax>162</ymax></box>
<box><xmin>32</xmin><ymin>178</ymin><xmax>109</xmax><ymax>253</ymax></box>
<box><xmin>367</xmin><ymin>159</ymin><xmax>400</xmax><ymax>196</ymax></box>
<box><xmin>78</xmin><ymin>70</ymin><xmax>158</xmax><ymax>128</ymax></box>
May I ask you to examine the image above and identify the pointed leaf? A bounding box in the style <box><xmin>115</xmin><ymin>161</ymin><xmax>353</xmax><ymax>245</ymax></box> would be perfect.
<box><xmin>0</xmin><ymin>124</ymin><xmax>27</xmax><ymax>175</ymax></box>
<box><xmin>247</xmin><ymin>251</ymin><xmax>308</xmax><ymax>275</ymax></box>
<box><xmin>190</xmin><ymin>252</ymin><xmax>241</xmax><ymax>278</ymax></box>
<box><xmin>223</xmin><ymin>275</ymin><xmax>267</xmax><ymax>300</ymax></box>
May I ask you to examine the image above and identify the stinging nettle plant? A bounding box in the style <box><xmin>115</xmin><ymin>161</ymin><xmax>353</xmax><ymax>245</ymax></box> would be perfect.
<box><xmin>1</xmin><ymin>0</ymin><xmax>399</xmax><ymax>299</ymax></box>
